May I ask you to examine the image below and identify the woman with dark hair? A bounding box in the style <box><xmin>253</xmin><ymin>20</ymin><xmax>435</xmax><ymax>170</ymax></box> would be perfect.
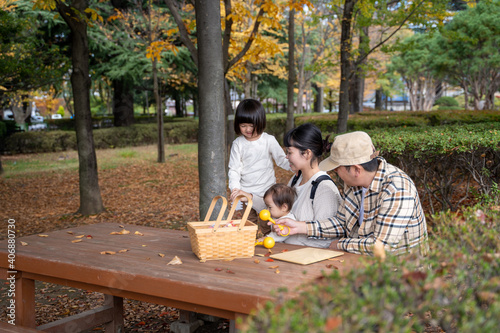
<box><xmin>278</xmin><ymin>123</ymin><xmax>341</xmax><ymax>247</ymax></box>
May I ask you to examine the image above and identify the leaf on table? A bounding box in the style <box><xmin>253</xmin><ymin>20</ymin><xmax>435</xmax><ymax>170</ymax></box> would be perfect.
<box><xmin>75</xmin><ymin>235</ymin><xmax>85</xmax><ymax>238</ymax></box>
<box><xmin>119</xmin><ymin>225</ymin><xmax>124</xmax><ymax>228</ymax></box>
<box><xmin>134</xmin><ymin>231</ymin><xmax>144</xmax><ymax>236</ymax></box>
<box><xmin>269</xmin><ymin>265</ymin><xmax>279</xmax><ymax>269</ymax></box>
<box><xmin>86</xmin><ymin>235</ymin><xmax>93</xmax><ymax>239</ymax></box>
<box><xmin>265</xmin><ymin>258</ymin><xmax>274</xmax><ymax>262</ymax></box>
<box><xmin>281</xmin><ymin>249</ymin><xmax>289</xmax><ymax>252</ymax></box>
<box><xmin>214</xmin><ymin>267</ymin><xmax>223</xmax><ymax>271</ymax></box>
<box><xmin>141</xmin><ymin>244</ymin><xmax>147</xmax><ymax>247</ymax></box>
<box><xmin>71</xmin><ymin>239</ymin><xmax>82</xmax><ymax>243</ymax></box>
<box><xmin>110</xmin><ymin>229</ymin><xmax>130</xmax><ymax>235</ymax></box>
<box><xmin>100</xmin><ymin>251</ymin><xmax>116</xmax><ymax>255</ymax></box>
<box><xmin>67</xmin><ymin>231</ymin><xmax>74</xmax><ymax>235</ymax></box>
<box><xmin>275</xmin><ymin>269</ymin><xmax>280</xmax><ymax>274</ymax></box>
<box><xmin>226</xmin><ymin>269</ymin><xmax>235</xmax><ymax>274</ymax></box>
<box><xmin>167</xmin><ymin>256</ymin><xmax>182</xmax><ymax>265</ymax></box>
<box><xmin>118</xmin><ymin>249</ymin><xmax>129</xmax><ymax>253</ymax></box>
<box><xmin>158</xmin><ymin>253</ymin><xmax>165</xmax><ymax>258</ymax></box>
<box><xmin>20</xmin><ymin>241</ymin><xmax>28</xmax><ymax>246</ymax></box>
<box><xmin>38</xmin><ymin>234</ymin><xmax>49</xmax><ymax>237</ymax></box>
<box><xmin>326</xmin><ymin>264</ymin><xmax>338</xmax><ymax>269</ymax></box>
<box><xmin>254</xmin><ymin>259</ymin><xmax>260</xmax><ymax>264</ymax></box>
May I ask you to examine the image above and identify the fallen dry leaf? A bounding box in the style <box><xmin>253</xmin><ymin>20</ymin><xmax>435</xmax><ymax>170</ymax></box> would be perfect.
<box><xmin>110</xmin><ymin>229</ymin><xmax>130</xmax><ymax>235</ymax></box>
<box><xmin>38</xmin><ymin>234</ymin><xmax>49</xmax><ymax>237</ymax></box>
<box><xmin>86</xmin><ymin>235</ymin><xmax>93</xmax><ymax>239</ymax></box>
<box><xmin>254</xmin><ymin>259</ymin><xmax>260</xmax><ymax>264</ymax></box>
<box><xmin>226</xmin><ymin>270</ymin><xmax>235</xmax><ymax>274</ymax></box>
<box><xmin>75</xmin><ymin>235</ymin><xmax>85</xmax><ymax>238</ymax></box>
<box><xmin>20</xmin><ymin>241</ymin><xmax>28</xmax><ymax>246</ymax></box>
<box><xmin>158</xmin><ymin>253</ymin><xmax>165</xmax><ymax>258</ymax></box>
<box><xmin>214</xmin><ymin>268</ymin><xmax>223</xmax><ymax>271</ymax></box>
<box><xmin>141</xmin><ymin>244</ymin><xmax>147</xmax><ymax>247</ymax></box>
<box><xmin>71</xmin><ymin>239</ymin><xmax>82</xmax><ymax>243</ymax></box>
<box><xmin>67</xmin><ymin>231</ymin><xmax>74</xmax><ymax>235</ymax></box>
<box><xmin>134</xmin><ymin>231</ymin><xmax>144</xmax><ymax>236</ymax></box>
<box><xmin>100</xmin><ymin>251</ymin><xmax>116</xmax><ymax>255</ymax></box>
<box><xmin>269</xmin><ymin>265</ymin><xmax>279</xmax><ymax>269</ymax></box>
<box><xmin>275</xmin><ymin>269</ymin><xmax>280</xmax><ymax>274</ymax></box>
<box><xmin>118</xmin><ymin>249</ymin><xmax>129</xmax><ymax>253</ymax></box>
<box><xmin>167</xmin><ymin>256</ymin><xmax>182</xmax><ymax>265</ymax></box>
<box><xmin>265</xmin><ymin>258</ymin><xmax>274</xmax><ymax>262</ymax></box>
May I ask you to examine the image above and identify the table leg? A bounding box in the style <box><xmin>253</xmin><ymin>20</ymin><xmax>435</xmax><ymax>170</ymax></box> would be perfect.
<box><xmin>14</xmin><ymin>272</ymin><xmax>36</xmax><ymax>328</ymax></box>
<box><xmin>103</xmin><ymin>294</ymin><xmax>124</xmax><ymax>333</ymax></box>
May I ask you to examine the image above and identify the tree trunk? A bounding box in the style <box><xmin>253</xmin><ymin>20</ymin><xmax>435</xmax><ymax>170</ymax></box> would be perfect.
<box><xmin>153</xmin><ymin>58</ymin><xmax>165</xmax><ymax>163</ymax></box>
<box><xmin>286</xmin><ymin>8</ymin><xmax>296</xmax><ymax>133</ymax></box>
<box><xmin>57</xmin><ymin>0</ymin><xmax>104</xmax><ymax>215</ymax></box>
<box><xmin>349</xmin><ymin>27</ymin><xmax>368</xmax><ymax>114</ymax></box>
<box><xmin>196</xmin><ymin>0</ymin><xmax>227</xmax><ymax>219</ymax></box>
<box><xmin>112</xmin><ymin>79</ymin><xmax>134</xmax><ymax>127</ymax></box>
<box><xmin>337</xmin><ymin>0</ymin><xmax>356</xmax><ymax>133</ymax></box>
<box><xmin>374</xmin><ymin>89</ymin><xmax>383</xmax><ymax>110</ymax></box>
<box><xmin>313</xmin><ymin>83</ymin><xmax>323</xmax><ymax>113</ymax></box>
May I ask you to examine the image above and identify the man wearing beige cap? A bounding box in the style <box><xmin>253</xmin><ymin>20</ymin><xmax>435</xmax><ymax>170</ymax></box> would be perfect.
<box><xmin>274</xmin><ymin>131</ymin><xmax>428</xmax><ymax>256</ymax></box>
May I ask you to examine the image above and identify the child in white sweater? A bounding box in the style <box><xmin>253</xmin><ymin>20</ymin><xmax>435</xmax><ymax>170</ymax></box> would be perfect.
<box><xmin>228</xmin><ymin>99</ymin><xmax>291</xmax><ymax>234</ymax></box>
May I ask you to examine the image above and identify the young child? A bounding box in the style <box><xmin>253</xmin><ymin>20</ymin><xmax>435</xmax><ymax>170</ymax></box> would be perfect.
<box><xmin>262</xmin><ymin>183</ymin><xmax>296</xmax><ymax>243</ymax></box>
<box><xmin>228</xmin><ymin>99</ymin><xmax>291</xmax><ymax>234</ymax></box>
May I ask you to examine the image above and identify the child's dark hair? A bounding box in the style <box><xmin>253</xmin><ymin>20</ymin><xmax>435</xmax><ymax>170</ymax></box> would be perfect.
<box><xmin>264</xmin><ymin>184</ymin><xmax>296</xmax><ymax>211</ymax></box>
<box><xmin>234</xmin><ymin>99</ymin><xmax>266</xmax><ymax>136</ymax></box>
<box><xmin>284</xmin><ymin>123</ymin><xmax>329</xmax><ymax>165</ymax></box>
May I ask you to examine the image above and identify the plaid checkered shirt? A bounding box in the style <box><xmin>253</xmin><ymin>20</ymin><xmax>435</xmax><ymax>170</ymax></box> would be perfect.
<box><xmin>306</xmin><ymin>157</ymin><xmax>429</xmax><ymax>256</ymax></box>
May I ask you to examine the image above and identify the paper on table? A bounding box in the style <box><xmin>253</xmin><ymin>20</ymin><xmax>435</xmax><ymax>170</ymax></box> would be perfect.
<box><xmin>270</xmin><ymin>247</ymin><xmax>344</xmax><ymax>265</ymax></box>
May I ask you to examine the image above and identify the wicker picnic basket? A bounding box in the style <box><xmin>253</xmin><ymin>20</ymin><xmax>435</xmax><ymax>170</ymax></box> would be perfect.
<box><xmin>187</xmin><ymin>194</ymin><xmax>258</xmax><ymax>260</ymax></box>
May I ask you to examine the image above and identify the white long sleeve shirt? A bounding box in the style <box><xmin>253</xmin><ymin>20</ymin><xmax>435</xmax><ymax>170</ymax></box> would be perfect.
<box><xmin>228</xmin><ymin>132</ymin><xmax>290</xmax><ymax>198</ymax></box>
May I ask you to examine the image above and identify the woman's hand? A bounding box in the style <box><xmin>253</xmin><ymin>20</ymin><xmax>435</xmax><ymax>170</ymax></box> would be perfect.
<box><xmin>230</xmin><ymin>188</ymin><xmax>252</xmax><ymax>202</ymax></box>
<box><xmin>273</xmin><ymin>217</ymin><xmax>307</xmax><ymax>236</ymax></box>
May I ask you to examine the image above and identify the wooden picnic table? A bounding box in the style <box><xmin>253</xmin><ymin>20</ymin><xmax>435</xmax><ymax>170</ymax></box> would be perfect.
<box><xmin>0</xmin><ymin>222</ymin><xmax>363</xmax><ymax>332</ymax></box>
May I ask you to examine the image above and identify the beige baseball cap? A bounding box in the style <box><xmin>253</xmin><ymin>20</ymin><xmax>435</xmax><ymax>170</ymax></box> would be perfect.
<box><xmin>319</xmin><ymin>131</ymin><xmax>379</xmax><ymax>171</ymax></box>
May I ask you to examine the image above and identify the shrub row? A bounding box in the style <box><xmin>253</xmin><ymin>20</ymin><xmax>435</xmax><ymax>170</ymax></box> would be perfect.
<box><xmin>368</xmin><ymin>123</ymin><xmax>500</xmax><ymax>212</ymax></box>
<box><xmin>2</xmin><ymin>121</ymin><xmax>198</xmax><ymax>154</ymax></box>
<box><xmin>242</xmin><ymin>205</ymin><xmax>500</xmax><ymax>333</ymax></box>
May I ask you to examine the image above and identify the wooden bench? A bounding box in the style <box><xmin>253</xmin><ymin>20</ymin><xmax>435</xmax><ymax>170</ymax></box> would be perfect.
<box><xmin>0</xmin><ymin>322</ymin><xmax>45</xmax><ymax>332</ymax></box>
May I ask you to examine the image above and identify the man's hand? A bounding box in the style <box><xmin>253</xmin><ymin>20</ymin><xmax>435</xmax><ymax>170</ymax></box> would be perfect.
<box><xmin>273</xmin><ymin>217</ymin><xmax>307</xmax><ymax>236</ymax></box>
<box><xmin>328</xmin><ymin>239</ymin><xmax>340</xmax><ymax>250</ymax></box>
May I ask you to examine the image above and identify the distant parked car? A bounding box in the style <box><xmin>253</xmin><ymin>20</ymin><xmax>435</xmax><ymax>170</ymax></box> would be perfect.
<box><xmin>2</xmin><ymin>110</ymin><xmax>14</xmax><ymax>121</ymax></box>
<box><xmin>51</xmin><ymin>114</ymin><xmax>63</xmax><ymax>119</ymax></box>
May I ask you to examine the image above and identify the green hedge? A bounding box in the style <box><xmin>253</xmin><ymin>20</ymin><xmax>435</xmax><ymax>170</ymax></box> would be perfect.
<box><xmin>3</xmin><ymin>121</ymin><xmax>198</xmax><ymax>154</ymax></box>
<box><xmin>242</xmin><ymin>205</ymin><xmax>500</xmax><ymax>333</ymax></box>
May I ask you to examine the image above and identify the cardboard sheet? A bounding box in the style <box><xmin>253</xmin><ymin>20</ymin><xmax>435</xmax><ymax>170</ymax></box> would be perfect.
<box><xmin>270</xmin><ymin>247</ymin><xmax>344</xmax><ymax>265</ymax></box>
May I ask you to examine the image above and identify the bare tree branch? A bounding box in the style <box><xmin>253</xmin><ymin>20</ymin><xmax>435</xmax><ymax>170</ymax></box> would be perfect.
<box><xmin>164</xmin><ymin>0</ymin><xmax>198</xmax><ymax>67</ymax></box>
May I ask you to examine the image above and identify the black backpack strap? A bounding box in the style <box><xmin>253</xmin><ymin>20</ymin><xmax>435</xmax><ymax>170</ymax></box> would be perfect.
<box><xmin>291</xmin><ymin>170</ymin><xmax>302</xmax><ymax>187</ymax></box>
<box><xmin>310</xmin><ymin>175</ymin><xmax>334</xmax><ymax>201</ymax></box>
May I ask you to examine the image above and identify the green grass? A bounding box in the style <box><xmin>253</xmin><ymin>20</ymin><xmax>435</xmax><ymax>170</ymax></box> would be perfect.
<box><xmin>1</xmin><ymin>143</ymin><xmax>198</xmax><ymax>178</ymax></box>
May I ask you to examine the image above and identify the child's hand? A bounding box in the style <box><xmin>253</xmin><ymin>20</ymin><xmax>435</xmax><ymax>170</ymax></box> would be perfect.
<box><xmin>230</xmin><ymin>189</ymin><xmax>251</xmax><ymax>202</ymax></box>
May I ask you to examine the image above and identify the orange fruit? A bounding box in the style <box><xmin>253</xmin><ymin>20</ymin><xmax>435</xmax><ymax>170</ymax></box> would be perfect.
<box><xmin>263</xmin><ymin>237</ymin><xmax>275</xmax><ymax>249</ymax></box>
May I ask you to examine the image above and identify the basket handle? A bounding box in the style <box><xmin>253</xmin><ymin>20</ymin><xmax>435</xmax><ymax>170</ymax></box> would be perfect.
<box><xmin>203</xmin><ymin>196</ymin><xmax>228</xmax><ymax>230</ymax></box>
<box><xmin>226</xmin><ymin>194</ymin><xmax>253</xmax><ymax>231</ymax></box>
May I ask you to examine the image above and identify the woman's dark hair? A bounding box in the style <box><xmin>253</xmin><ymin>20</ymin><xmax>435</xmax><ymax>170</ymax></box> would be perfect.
<box><xmin>264</xmin><ymin>183</ymin><xmax>296</xmax><ymax>211</ymax></box>
<box><xmin>284</xmin><ymin>123</ymin><xmax>329</xmax><ymax>165</ymax></box>
<box><xmin>234</xmin><ymin>99</ymin><xmax>266</xmax><ymax>136</ymax></box>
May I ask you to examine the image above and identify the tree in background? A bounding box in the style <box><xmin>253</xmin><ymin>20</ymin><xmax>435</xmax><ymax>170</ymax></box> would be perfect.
<box><xmin>34</xmin><ymin>0</ymin><xmax>105</xmax><ymax>215</ymax></box>
<box><xmin>388</xmin><ymin>33</ymin><xmax>443</xmax><ymax>111</ymax></box>
<box><xmin>0</xmin><ymin>0</ymin><xmax>69</xmax><ymax>124</ymax></box>
<box><xmin>434</xmin><ymin>1</ymin><xmax>500</xmax><ymax>110</ymax></box>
